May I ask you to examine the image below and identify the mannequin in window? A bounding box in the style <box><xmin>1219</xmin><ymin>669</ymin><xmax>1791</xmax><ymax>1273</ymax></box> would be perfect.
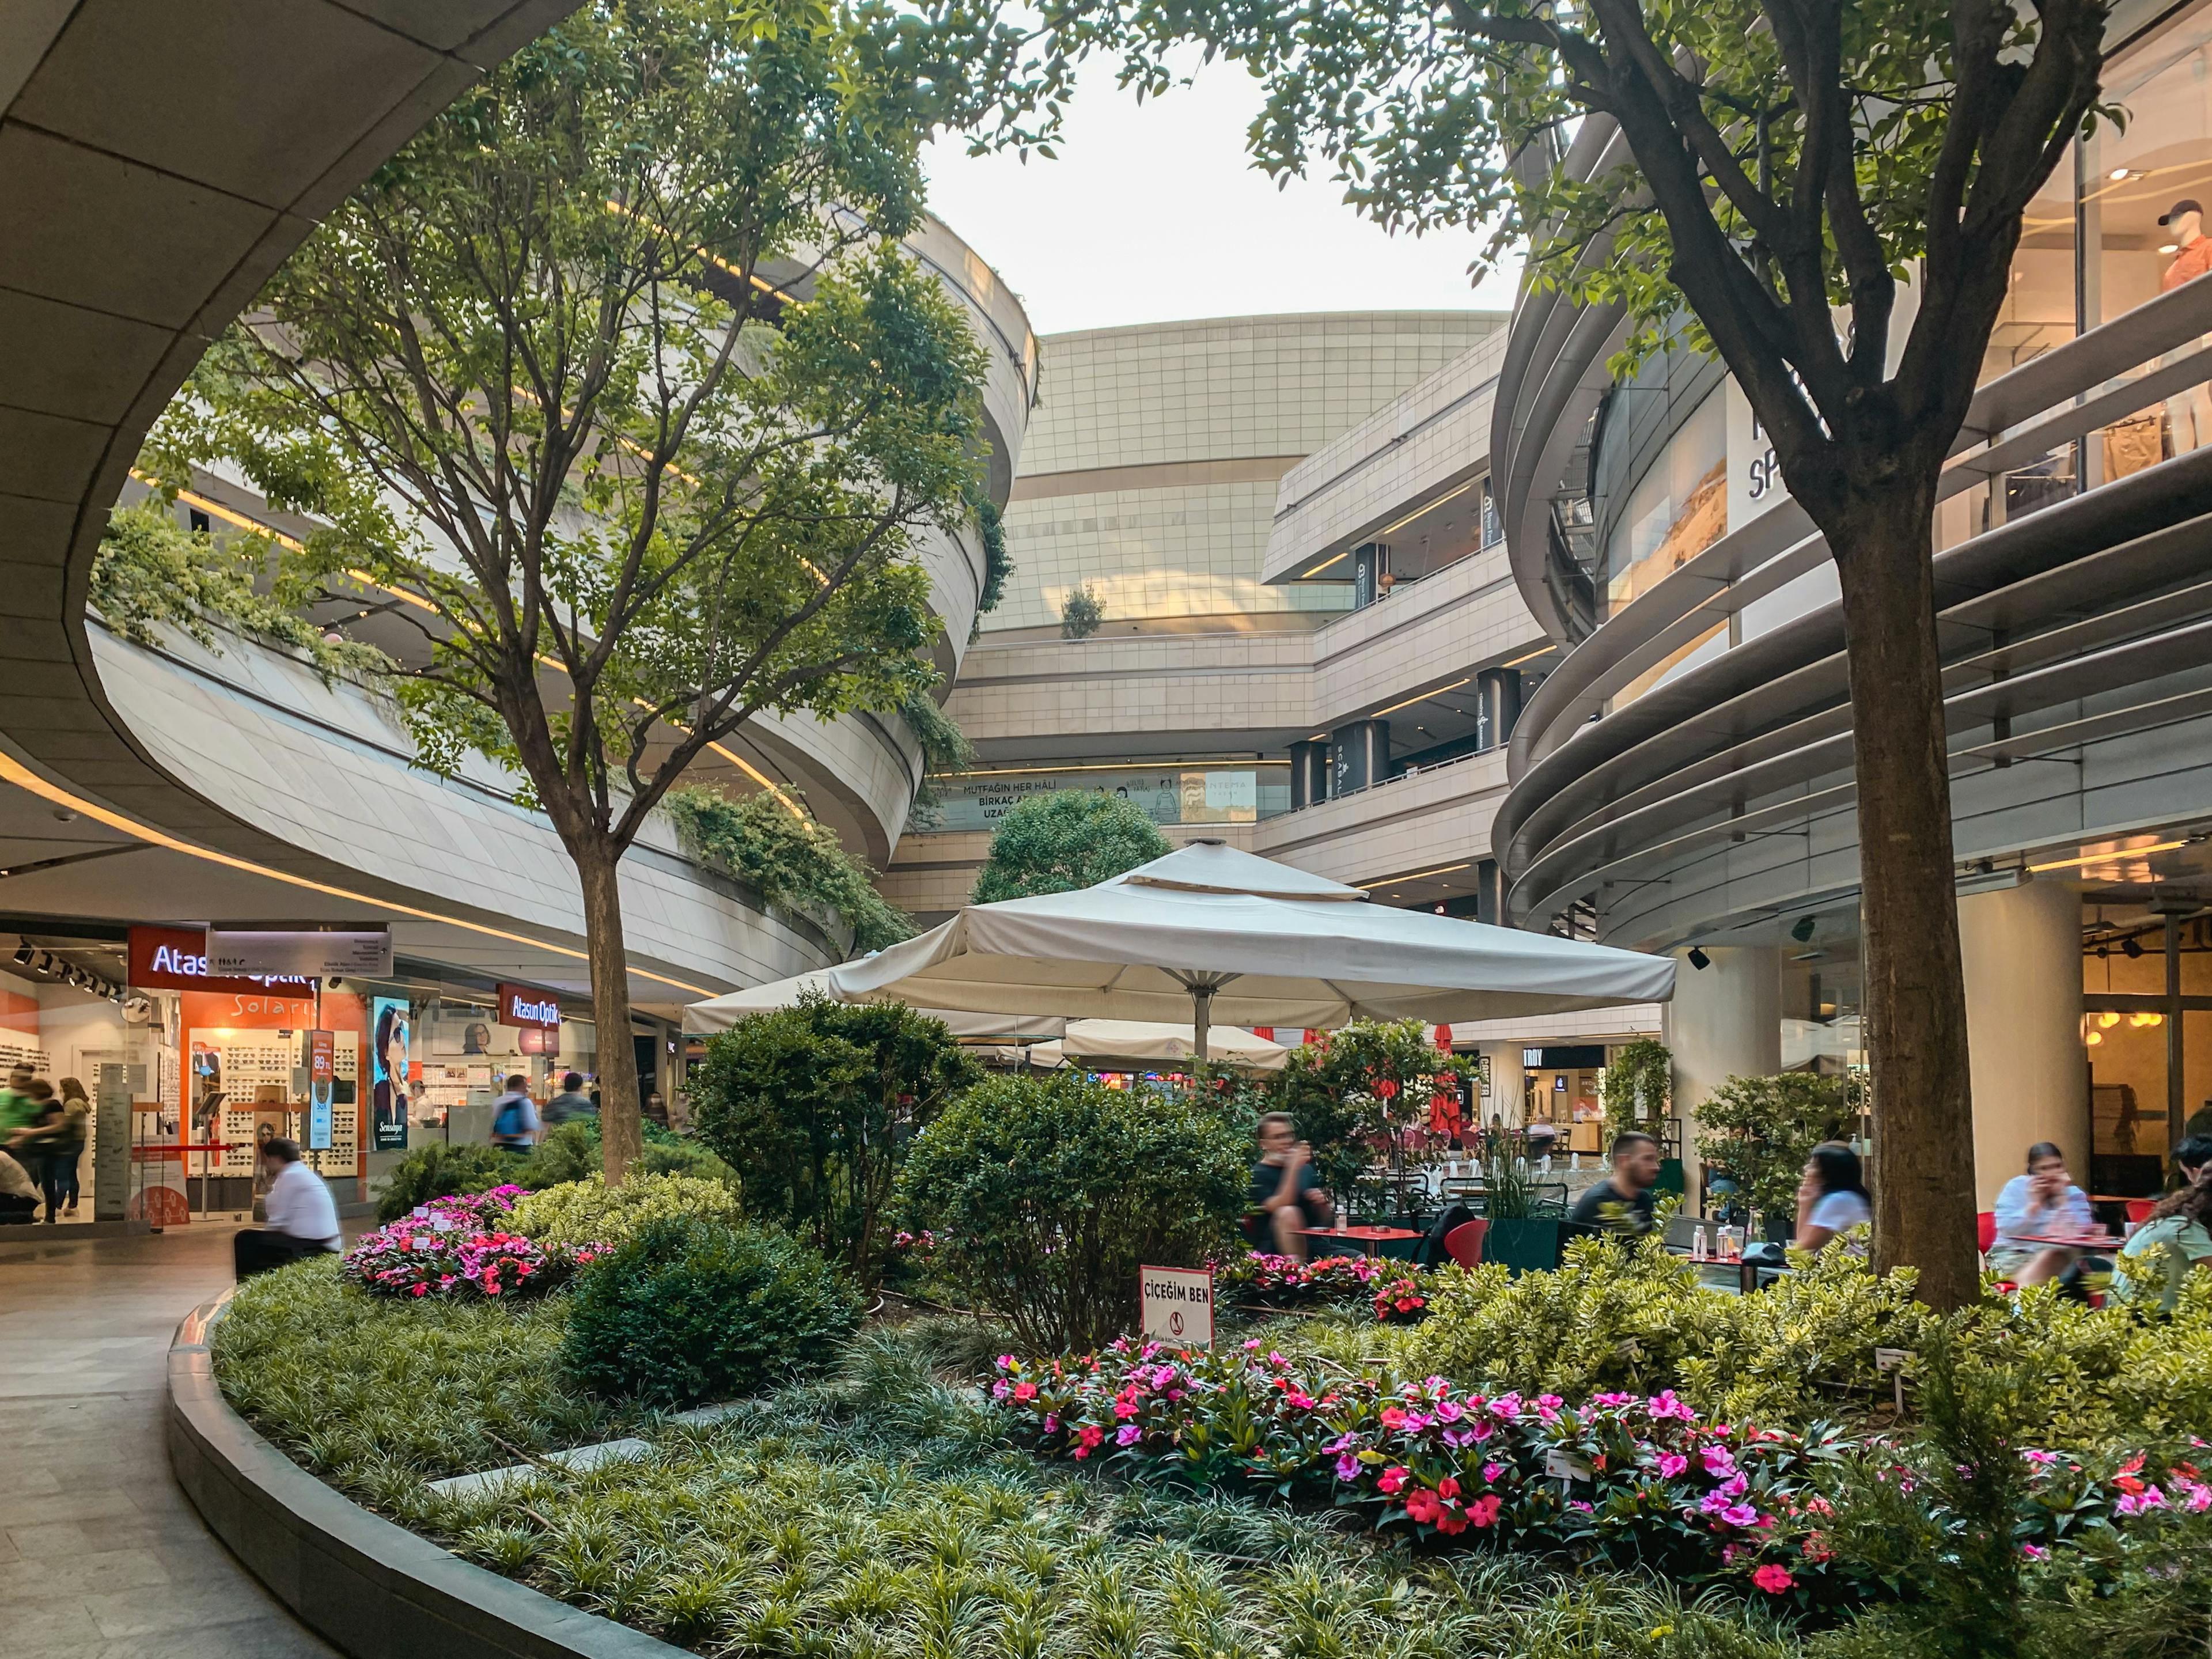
<box><xmin>2162</xmin><ymin>200</ymin><xmax>2212</xmax><ymax>453</ymax></box>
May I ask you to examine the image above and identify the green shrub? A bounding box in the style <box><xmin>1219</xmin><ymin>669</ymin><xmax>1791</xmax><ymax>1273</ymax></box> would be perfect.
<box><xmin>562</xmin><ymin>1214</ymin><xmax>862</xmax><ymax>1408</ymax></box>
<box><xmin>967</xmin><ymin>787</ymin><xmax>1169</xmax><ymax>903</ymax></box>
<box><xmin>896</xmin><ymin>1073</ymin><xmax>1247</xmax><ymax>1352</ymax></box>
<box><xmin>691</xmin><ymin>994</ymin><xmax>978</xmax><ymax>1286</ymax></box>
<box><xmin>1694</xmin><ymin>1073</ymin><xmax>1860</xmax><ymax>1219</ymax></box>
<box><xmin>373</xmin><ymin>1141</ymin><xmax>518</xmax><ymax>1222</ymax></box>
<box><xmin>507</xmin><ymin>1170</ymin><xmax>743</xmax><ymax>1249</ymax></box>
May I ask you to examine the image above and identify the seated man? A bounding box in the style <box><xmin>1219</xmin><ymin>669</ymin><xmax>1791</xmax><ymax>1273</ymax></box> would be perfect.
<box><xmin>1567</xmin><ymin>1131</ymin><xmax>1661</xmax><ymax>1237</ymax></box>
<box><xmin>0</xmin><ymin>1147</ymin><xmax>37</xmax><ymax>1223</ymax></box>
<box><xmin>1249</xmin><ymin>1112</ymin><xmax>1330</xmax><ymax>1258</ymax></box>
<box><xmin>234</xmin><ymin>1138</ymin><xmax>341</xmax><ymax>1281</ymax></box>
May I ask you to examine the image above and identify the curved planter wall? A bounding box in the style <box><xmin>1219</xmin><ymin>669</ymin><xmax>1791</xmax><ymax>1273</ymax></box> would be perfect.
<box><xmin>166</xmin><ymin>1300</ymin><xmax>680</xmax><ymax>1659</ymax></box>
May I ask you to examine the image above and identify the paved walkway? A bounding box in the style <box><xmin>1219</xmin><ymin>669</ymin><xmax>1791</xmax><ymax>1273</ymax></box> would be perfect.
<box><xmin>0</xmin><ymin>1225</ymin><xmax>339</xmax><ymax>1659</ymax></box>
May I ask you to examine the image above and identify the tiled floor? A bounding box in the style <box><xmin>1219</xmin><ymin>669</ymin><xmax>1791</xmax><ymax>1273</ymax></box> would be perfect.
<box><xmin>0</xmin><ymin>1225</ymin><xmax>339</xmax><ymax>1659</ymax></box>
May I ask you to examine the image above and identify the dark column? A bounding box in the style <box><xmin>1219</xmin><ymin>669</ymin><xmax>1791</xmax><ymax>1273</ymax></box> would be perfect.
<box><xmin>1476</xmin><ymin>667</ymin><xmax>1523</xmax><ymax>751</ymax></box>
<box><xmin>1289</xmin><ymin>740</ymin><xmax>1330</xmax><ymax>809</ymax></box>
<box><xmin>1475</xmin><ymin>858</ymin><xmax>1503</xmax><ymax>926</ymax></box>
<box><xmin>1330</xmin><ymin>719</ymin><xmax>1390</xmax><ymax>796</ymax></box>
<box><xmin>1353</xmin><ymin>543</ymin><xmax>1387</xmax><ymax>609</ymax></box>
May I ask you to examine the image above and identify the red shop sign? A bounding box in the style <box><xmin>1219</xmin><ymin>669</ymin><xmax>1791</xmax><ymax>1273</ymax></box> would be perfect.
<box><xmin>128</xmin><ymin>926</ymin><xmax>317</xmax><ymax>996</ymax></box>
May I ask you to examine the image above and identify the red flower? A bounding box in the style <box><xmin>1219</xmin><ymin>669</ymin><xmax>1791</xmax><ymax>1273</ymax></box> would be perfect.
<box><xmin>1468</xmin><ymin>1494</ymin><xmax>1502</xmax><ymax>1528</ymax></box>
<box><xmin>1013</xmin><ymin>1381</ymin><xmax>1037</xmax><ymax>1402</ymax></box>
<box><xmin>1403</xmin><ymin>1487</ymin><xmax>1442</xmax><ymax>1525</ymax></box>
<box><xmin>1437</xmin><ymin>1475</ymin><xmax>1460</xmax><ymax>1500</ymax></box>
<box><xmin>1753</xmin><ymin>1564</ymin><xmax>1795</xmax><ymax>1594</ymax></box>
<box><xmin>1377</xmin><ymin>1465</ymin><xmax>1410</xmax><ymax>1494</ymax></box>
<box><xmin>1434</xmin><ymin>1506</ymin><xmax>1469</xmax><ymax>1535</ymax></box>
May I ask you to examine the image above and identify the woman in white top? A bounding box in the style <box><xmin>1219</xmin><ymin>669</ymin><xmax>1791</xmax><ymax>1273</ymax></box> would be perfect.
<box><xmin>1793</xmin><ymin>1141</ymin><xmax>1873</xmax><ymax>1252</ymax></box>
<box><xmin>1989</xmin><ymin>1141</ymin><xmax>2097</xmax><ymax>1287</ymax></box>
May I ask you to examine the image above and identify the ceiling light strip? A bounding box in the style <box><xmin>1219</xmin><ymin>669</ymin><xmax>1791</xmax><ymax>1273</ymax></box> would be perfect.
<box><xmin>1372</xmin><ymin>678</ymin><xmax>1471</xmax><ymax>719</ymax></box>
<box><xmin>1377</xmin><ymin>480</ymin><xmax>1475</xmax><ymax>539</ymax></box>
<box><xmin>1356</xmin><ymin>861</ymin><xmax>1472</xmax><ymax>890</ymax></box>
<box><xmin>2027</xmin><ymin>839</ymin><xmax>2186</xmax><ymax>873</ymax></box>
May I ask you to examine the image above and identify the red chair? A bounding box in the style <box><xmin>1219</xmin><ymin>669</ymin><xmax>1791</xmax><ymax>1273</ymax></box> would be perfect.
<box><xmin>1977</xmin><ymin>1210</ymin><xmax>1998</xmax><ymax>1253</ymax></box>
<box><xmin>2126</xmin><ymin>1199</ymin><xmax>2157</xmax><ymax>1225</ymax></box>
<box><xmin>1443</xmin><ymin>1218</ymin><xmax>1488</xmax><ymax>1270</ymax></box>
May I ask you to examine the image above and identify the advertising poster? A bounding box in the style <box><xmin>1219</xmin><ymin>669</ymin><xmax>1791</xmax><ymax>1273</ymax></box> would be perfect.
<box><xmin>371</xmin><ymin>997</ymin><xmax>410</xmax><ymax>1152</ymax></box>
<box><xmin>307</xmin><ymin>1029</ymin><xmax>335</xmax><ymax>1152</ymax></box>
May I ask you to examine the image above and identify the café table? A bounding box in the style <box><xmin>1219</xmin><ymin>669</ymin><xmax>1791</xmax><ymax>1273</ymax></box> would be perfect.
<box><xmin>1298</xmin><ymin>1224</ymin><xmax>1423</xmax><ymax>1261</ymax></box>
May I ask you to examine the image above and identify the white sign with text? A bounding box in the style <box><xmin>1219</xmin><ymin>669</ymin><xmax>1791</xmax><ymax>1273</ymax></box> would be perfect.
<box><xmin>1139</xmin><ymin>1264</ymin><xmax>1214</xmax><ymax>1349</ymax></box>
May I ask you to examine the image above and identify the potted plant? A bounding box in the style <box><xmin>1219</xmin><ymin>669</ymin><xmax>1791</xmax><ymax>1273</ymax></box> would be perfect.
<box><xmin>1476</xmin><ymin>1149</ymin><xmax>1563</xmax><ymax>1274</ymax></box>
<box><xmin>1692</xmin><ymin>1071</ymin><xmax>1862</xmax><ymax>1243</ymax></box>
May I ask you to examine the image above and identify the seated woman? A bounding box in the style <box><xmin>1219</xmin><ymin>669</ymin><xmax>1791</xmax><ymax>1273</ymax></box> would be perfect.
<box><xmin>1989</xmin><ymin>1141</ymin><xmax>2097</xmax><ymax>1290</ymax></box>
<box><xmin>2115</xmin><ymin>1176</ymin><xmax>2212</xmax><ymax>1313</ymax></box>
<box><xmin>1793</xmin><ymin>1141</ymin><xmax>1872</xmax><ymax>1252</ymax></box>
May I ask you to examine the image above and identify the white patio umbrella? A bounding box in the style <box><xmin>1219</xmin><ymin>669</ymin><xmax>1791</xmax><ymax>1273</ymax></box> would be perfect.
<box><xmin>827</xmin><ymin>841</ymin><xmax>1675</xmax><ymax>1060</ymax></box>
<box><xmin>1032</xmin><ymin>1018</ymin><xmax>1291</xmax><ymax>1073</ymax></box>
<box><xmin>682</xmin><ymin>968</ymin><xmax>1065</xmax><ymax>1041</ymax></box>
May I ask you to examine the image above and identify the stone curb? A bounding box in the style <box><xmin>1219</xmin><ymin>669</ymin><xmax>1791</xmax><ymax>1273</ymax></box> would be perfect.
<box><xmin>165</xmin><ymin>1296</ymin><xmax>684</xmax><ymax>1659</ymax></box>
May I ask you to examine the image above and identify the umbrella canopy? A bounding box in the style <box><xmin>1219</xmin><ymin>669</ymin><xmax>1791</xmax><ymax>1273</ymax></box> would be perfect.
<box><xmin>683</xmin><ymin>969</ymin><xmax>1065</xmax><ymax>1040</ymax></box>
<box><xmin>828</xmin><ymin>841</ymin><xmax>1675</xmax><ymax>1058</ymax></box>
<box><xmin>1035</xmin><ymin>1018</ymin><xmax>1291</xmax><ymax>1073</ymax></box>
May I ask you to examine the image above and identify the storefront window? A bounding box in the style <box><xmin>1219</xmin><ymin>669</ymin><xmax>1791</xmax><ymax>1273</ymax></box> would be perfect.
<box><xmin>1604</xmin><ymin>390</ymin><xmax>1727</xmax><ymax>616</ymax></box>
<box><xmin>922</xmin><ymin>763</ymin><xmax>1290</xmax><ymax>832</ymax></box>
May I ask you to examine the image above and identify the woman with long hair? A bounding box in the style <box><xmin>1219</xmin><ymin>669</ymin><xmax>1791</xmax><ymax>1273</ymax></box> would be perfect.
<box><xmin>1792</xmin><ymin>1139</ymin><xmax>1872</xmax><ymax>1252</ymax></box>
<box><xmin>2116</xmin><ymin>1170</ymin><xmax>2212</xmax><ymax>1313</ymax></box>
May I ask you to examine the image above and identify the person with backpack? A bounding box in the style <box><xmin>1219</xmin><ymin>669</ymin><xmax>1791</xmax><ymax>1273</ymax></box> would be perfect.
<box><xmin>488</xmin><ymin>1074</ymin><xmax>540</xmax><ymax>1153</ymax></box>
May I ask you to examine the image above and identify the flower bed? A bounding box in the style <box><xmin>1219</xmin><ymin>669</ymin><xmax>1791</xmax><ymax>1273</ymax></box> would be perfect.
<box><xmin>990</xmin><ymin>1339</ymin><xmax>2211</xmax><ymax>1613</ymax></box>
<box><xmin>340</xmin><ymin>1188</ymin><xmax>604</xmax><ymax>1298</ymax></box>
<box><xmin>1209</xmin><ymin>1251</ymin><xmax>1434</xmax><ymax>1324</ymax></box>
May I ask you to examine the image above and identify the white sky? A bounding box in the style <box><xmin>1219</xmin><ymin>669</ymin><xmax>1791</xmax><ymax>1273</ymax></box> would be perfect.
<box><xmin>921</xmin><ymin>56</ymin><xmax>1523</xmax><ymax>338</ymax></box>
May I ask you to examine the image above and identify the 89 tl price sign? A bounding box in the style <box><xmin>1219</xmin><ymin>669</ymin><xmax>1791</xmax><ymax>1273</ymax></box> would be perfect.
<box><xmin>1139</xmin><ymin>1265</ymin><xmax>1214</xmax><ymax>1349</ymax></box>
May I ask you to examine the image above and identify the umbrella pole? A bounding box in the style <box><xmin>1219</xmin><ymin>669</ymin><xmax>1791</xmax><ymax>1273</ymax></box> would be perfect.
<box><xmin>1192</xmin><ymin>984</ymin><xmax>1212</xmax><ymax>1065</ymax></box>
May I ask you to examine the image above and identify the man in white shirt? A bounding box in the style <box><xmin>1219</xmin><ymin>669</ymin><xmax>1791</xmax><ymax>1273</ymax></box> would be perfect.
<box><xmin>234</xmin><ymin>1137</ymin><xmax>342</xmax><ymax>1281</ymax></box>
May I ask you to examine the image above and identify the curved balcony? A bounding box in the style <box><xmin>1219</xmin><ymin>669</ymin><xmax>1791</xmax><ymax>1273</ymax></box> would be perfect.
<box><xmin>1495</xmin><ymin>278</ymin><xmax>2212</xmax><ymax>947</ymax></box>
<box><xmin>0</xmin><ymin>1</ymin><xmax>1003</xmax><ymax>1009</ymax></box>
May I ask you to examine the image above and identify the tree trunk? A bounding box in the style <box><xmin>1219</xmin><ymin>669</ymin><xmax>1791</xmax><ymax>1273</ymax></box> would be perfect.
<box><xmin>1829</xmin><ymin>479</ymin><xmax>1980</xmax><ymax>1309</ymax></box>
<box><xmin>574</xmin><ymin>841</ymin><xmax>645</xmax><ymax>1185</ymax></box>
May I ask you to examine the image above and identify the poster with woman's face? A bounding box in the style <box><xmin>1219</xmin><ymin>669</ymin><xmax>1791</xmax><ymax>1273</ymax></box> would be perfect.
<box><xmin>371</xmin><ymin>997</ymin><xmax>410</xmax><ymax>1151</ymax></box>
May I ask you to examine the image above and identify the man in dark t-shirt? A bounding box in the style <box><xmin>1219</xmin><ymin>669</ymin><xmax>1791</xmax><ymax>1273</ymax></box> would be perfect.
<box><xmin>1251</xmin><ymin>1112</ymin><xmax>1331</xmax><ymax>1257</ymax></box>
<box><xmin>1568</xmin><ymin>1131</ymin><xmax>1661</xmax><ymax>1237</ymax></box>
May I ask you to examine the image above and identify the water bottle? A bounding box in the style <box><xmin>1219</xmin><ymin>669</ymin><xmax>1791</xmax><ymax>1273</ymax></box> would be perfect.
<box><xmin>1692</xmin><ymin>1225</ymin><xmax>1709</xmax><ymax>1261</ymax></box>
<box><xmin>1334</xmin><ymin>1203</ymin><xmax>1349</xmax><ymax>1230</ymax></box>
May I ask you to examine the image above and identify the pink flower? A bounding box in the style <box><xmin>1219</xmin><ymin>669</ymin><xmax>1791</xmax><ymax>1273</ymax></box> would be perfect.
<box><xmin>1116</xmin><ymin>1424</ymin><xmax>1142</xmax><ymax>1446</ymax></box>
<box><xmin>1753</xmin><ymin>1565</ymin><xmax>1794</xmax><ymax>1594</ymax></box>
<box><xmin>2021</xmin><ymin>1544</ymin><xmax>2048</xmax><ymax>1559</ymax></box>
<box><xmin>1468</xmin><ymin>1494</ymin><xmax>1502</xmax><ymax>1528</ymax></box>
<box><xmin>1702</xmin><ymin>1445</ymin><xmax>1737</xmax><ymax>1477</ymax></box>
<box><xmin>1335</xmin><ymin>1453</ymin><xmax>1361</xmax><ymax>1482</ymax></box>
<box><xmin>1718</xmin><ymin>1503</ymin><xmax>1760</xmax><ymax>1528</ymax></box>
<box><xmin>1482</xmin><ymin>1461</ymin><xmax>1505</xmax><ymax>1483</ymax></box>
<box><xmin>1658</xmin><ymin>1452</ymin><xmax>1689</xmax><ymax>1478</ymax></box>
<box><xmin>1377</xmin><ymin>1465</ymin><xmax>1410</xmax><ymax>1494</ymax></box>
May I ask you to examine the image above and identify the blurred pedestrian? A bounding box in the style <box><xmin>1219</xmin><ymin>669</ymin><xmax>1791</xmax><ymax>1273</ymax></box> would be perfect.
<box><xmin>1569</xmin><ymin>1131</ymin><xmax>1660</xmax><ymax>1236</ymax></box>
<box><xmin>544</xmin><ymin>1071</ymin><xmax>597</xmax><ymax>1128</ymax></box>
<box><xmin>488</xmin><ymin>1074</ymin><xmax>539</xmax><ymax>1152</ymax></box>
<box><xmin>1990</xmin><ymin>1141</ymin><xmax>2098</xmax><ymax>1291</ymax></box>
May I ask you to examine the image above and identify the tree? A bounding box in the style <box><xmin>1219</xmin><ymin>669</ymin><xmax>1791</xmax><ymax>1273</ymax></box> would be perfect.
<box><xmin>1276</xmin><ymin>1018</ymin><xmax>1474</xmax><ymax>1200</ymax></box>
<box><xmin>970</xmin><ymin>788</ymin><xmax>1172</xmax><ymax>902</ymax></box>
<box><xmin>149</xmin><ymin>0</ymin><xmax>1012</xmax><ymax>1182</ymax></box>
<box><xmin>689</xmin><ymin>994</ymin><xmax>979</xmax><ymax>1285</ymax></box>
<box><xmin>995</xmin><ymin>0</ymin><xmax>2112</xmax><ymax>1306</ymax></box>
<box><xmin>1059</xmin><ymin>582</ymin><xmax>1104</xmax><ymax>638</ymax></box>
<box><xmin>1694</xmin><ymin>1071</ymin><xmax>1861</xmax><ymax>1221</ymax></box>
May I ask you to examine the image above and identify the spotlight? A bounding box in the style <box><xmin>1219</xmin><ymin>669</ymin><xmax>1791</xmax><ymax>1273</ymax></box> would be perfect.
<box><xmin>1789</xmin><ymin>916</ymin><xmax>1817</xmax><ymax>944</ymax></box>
<box><xmin>2100</xmin><ymin>1011</ymin><xmax>2122</xmax><ymax>1028</ymax></box>
<box><xmin>1687</xmin><ymin>947</ymin><xmax>1711</xmax><ymax>971</ymax></box>
<box><xmin>10</xmin><ymin>945</ymin><xmax>30</xmax><ymax>967</ymax></box>
<box><xmin>2085</xmin><ymin>1030</ymin><xmax>2103</xmax><ymax>1046</ymax></box>
<box><xmin>2123</xmin><ymin>936</ymin><xmax>2145</xmax><ymax>959</ymax></box>
<box><xmin>31</xmin><ymin>952</ymin><xmax>52</xmax><ymax>976</ymax></box>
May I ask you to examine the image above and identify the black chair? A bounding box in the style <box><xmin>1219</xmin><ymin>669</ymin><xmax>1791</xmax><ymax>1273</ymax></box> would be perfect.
<box><xmin>1529</xmin><ymin>1182</ymin><xmax>1569</xmax><ymax>1218</ymax></box>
